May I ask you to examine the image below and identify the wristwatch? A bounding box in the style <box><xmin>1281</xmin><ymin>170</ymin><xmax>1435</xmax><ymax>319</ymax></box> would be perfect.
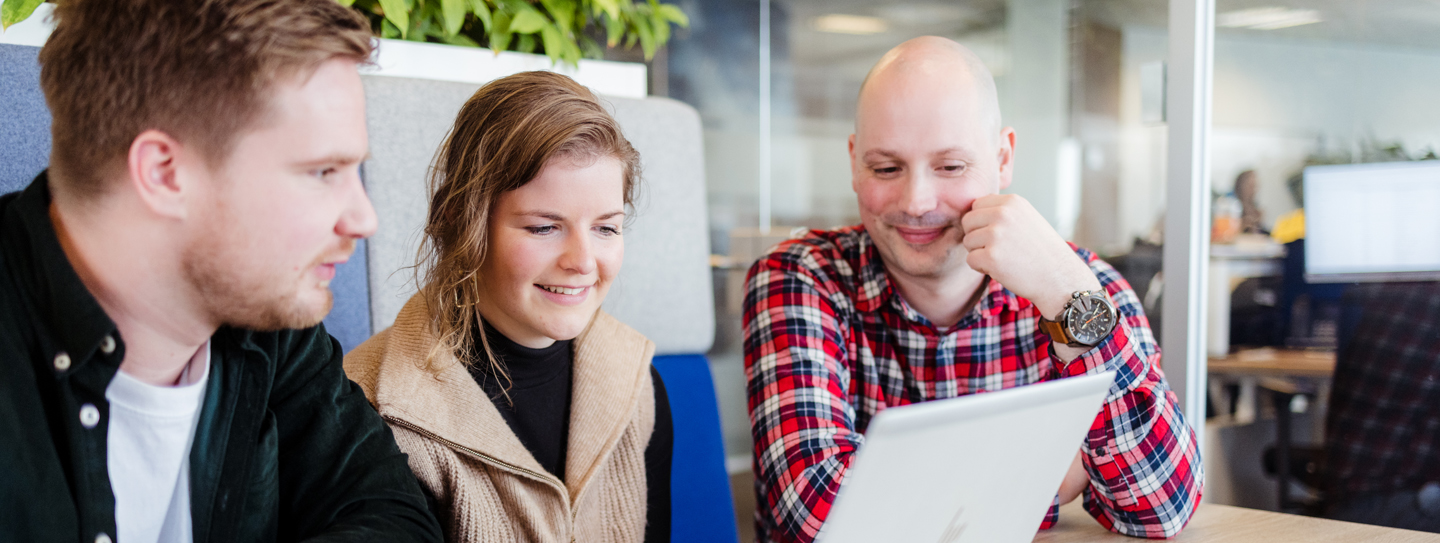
<box><xmin>1039</xmin><ymin>290</ymin><xmax>1118</xmax><ymax>348</ymax></box>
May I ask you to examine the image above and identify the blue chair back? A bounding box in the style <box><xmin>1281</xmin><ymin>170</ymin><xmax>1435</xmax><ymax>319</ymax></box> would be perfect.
<box><xmin>0</xmin><ymin>44</ymin><xmax>50</xmax><ymax>193</ymax></box>
<box><xmin>0</xmin><ymin>43</ymin><xmax>372</xmax><ymax>352</ymax></box>
<box><xmin>652</xmin><ymin>354</ymin><xmax>740</xmax><ymax>543</ymax></box>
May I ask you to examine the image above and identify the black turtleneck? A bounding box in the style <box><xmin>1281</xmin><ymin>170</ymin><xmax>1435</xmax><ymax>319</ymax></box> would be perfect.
<box><xmin>469</xmin><ymin>320</ymin><xmax>672</xmax><ymax>543</ymax></box>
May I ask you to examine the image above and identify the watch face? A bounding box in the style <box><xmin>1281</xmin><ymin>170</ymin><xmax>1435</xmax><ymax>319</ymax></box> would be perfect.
<box><xmin>1063</xmin><ymin>292</ymin><xmax>1118</xmax><ymax>346</ymax></box>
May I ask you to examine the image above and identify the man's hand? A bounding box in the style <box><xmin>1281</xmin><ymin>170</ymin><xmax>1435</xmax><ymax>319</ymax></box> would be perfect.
<box><xmin>959</xmin><ymin>194</ymin><xmax>1101</xmax><ymax>321</ymax></box>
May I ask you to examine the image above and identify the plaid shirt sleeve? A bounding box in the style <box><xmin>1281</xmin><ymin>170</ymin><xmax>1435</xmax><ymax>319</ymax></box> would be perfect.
<box><xmin>744</xmin><ymin>248</ymin><xmax>862</xmax><ymax>543</ymax></box>
<box><xmin>1052</xmin><ymin>248</ymin><xmax>1203</xmax><ymax>537</ymax></box>
<box><xmin>744</xmin><ymin>241</ymin><xmax>1201</xmax><ymax>543</ymax></box>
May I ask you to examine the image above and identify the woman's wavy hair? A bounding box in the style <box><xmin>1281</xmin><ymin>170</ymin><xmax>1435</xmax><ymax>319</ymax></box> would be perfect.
<box><xmin>416</xmin><ymin>71</ymin><xmax>641</xmax><ymax>374</ymax></box>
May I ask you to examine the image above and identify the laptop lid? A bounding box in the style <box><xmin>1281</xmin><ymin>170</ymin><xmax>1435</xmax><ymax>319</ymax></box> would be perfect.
<box><xmin>817</xmin><ymin>371</ymin><xmax>1116</xmax><ymax>543</ymax></box>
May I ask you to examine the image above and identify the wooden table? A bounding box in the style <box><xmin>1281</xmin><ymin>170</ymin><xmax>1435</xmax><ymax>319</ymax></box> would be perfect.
<box><xmin>1208</xmin><ymin>348</ymin><xmax>1336</xmax><ymax>378</ymax></box>
<box><xmin>1033</xmin><ymin>501</ymin><xmax>1440</xmax><ymax>542</ymax></box>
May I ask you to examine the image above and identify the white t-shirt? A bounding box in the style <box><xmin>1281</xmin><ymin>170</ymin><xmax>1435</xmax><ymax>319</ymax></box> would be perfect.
<box><xmin>106</xmin><ymin>342</ymin><xmax>211</xmax><ymax>543</ymax></box>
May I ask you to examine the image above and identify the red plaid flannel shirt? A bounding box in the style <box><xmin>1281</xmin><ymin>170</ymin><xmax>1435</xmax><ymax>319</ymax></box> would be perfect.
<box><xmin>743</xmin><ymin>226</ymin><xmax>1201</xmax><ymax>543</ymax></box>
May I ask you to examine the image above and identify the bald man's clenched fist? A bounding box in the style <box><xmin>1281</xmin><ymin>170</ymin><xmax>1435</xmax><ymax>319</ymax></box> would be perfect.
<box><xmin>960</xmin><ymin>194</ymin><xmax>1102</xmax><ymax>327</ymax></box>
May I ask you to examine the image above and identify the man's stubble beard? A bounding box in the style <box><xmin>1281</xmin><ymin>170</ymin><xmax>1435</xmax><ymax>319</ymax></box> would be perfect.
<box><xmin>181</xmin><ymin>200</ymin><xmax>341</xmax><ymax>332</ymax></box>
<box><xmin>873</xmin><ymin>230</ymin><xmax>970</xmax><ymax>280</ymax></box>
<box><xmin>867</xmin><ymin>211</ymin><xmax>971</xmax><ymax>280</ymax></box>
<box><xmin>182</xmin><ymin>241</ymin><xmax>336</xmax><ymax>332</ymax></box>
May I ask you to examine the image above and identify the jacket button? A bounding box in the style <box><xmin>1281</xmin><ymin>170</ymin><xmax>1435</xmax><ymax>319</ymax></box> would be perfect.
<box><xmin>79</xmin><ymin>404</ymin><xmax>100</xmax><ymax>429</ymax></box>
<box><xmin>95</xmin><ymin>533</ymin><xmax>112</xmax><ymax>543</ymax></box>
<box><xmin>100</xmin><ymin>335</ymin><xmax>116</xmax><ymax>355</ymax></box>
<box><xmin>53</xmin><ymin>352</ymin><xmax>71</xmax><ymax>371</ymax></box>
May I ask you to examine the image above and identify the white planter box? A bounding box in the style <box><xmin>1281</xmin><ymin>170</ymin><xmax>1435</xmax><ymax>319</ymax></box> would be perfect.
<box><xmin>0</xmin><ymin>7</ymin><xmax>647</xmax><ymax>99</ymax></box>
<box><xmin>367</xmin><ymin>38</ymin><xmax>647</xmax><ymax>99</ymax></box>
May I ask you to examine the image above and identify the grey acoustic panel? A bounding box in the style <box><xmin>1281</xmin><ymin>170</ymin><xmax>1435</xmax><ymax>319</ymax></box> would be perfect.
<box><xmin>602</xmin><ymin>97</ymin><xmax>714</xmax><ymax>354</ymax></box>
<box><xmin>360</xmin><ymin>75</ymin><xmax>714</xmax><ymax>354</ymax></box>
<box><xmin>360</xmin><ymin>76</ymin><xmax>472</xmax><ymax>336</ymax></box>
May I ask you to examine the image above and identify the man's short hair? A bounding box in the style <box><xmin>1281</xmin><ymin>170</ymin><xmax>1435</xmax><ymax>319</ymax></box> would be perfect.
<box><xmin>39</xmin><ymin>0</ymin><xmax>374</xmax><ymax>198</ymax></box>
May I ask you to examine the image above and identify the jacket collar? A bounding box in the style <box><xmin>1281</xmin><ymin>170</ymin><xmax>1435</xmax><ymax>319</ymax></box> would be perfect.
<box><xmin>364</xmin><ymin>294</ymin><xmax>653</xmax><ymax>500</ymax></box>
<box><xmin>1</xmin><ymin>172</ymin><xmax>120</xmax><ymax>372</ymax></box>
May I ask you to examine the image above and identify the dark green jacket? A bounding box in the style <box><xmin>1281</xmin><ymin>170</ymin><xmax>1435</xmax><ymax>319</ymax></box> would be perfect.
<box><xmin>0</xmin><ymin>174</ymin><xmax>443</xmax><ymax>543</ymax></box>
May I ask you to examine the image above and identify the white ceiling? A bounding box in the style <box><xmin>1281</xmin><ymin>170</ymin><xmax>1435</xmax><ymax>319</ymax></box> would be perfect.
<box><xmin>779</xmin><ymin>0</ymin><xmax>1440</xmax><ymax>122</ymax></box>
<box><xmin>1086</xmin><ymin>0</ymin><xmax>1440</xmax><ymax>50</ymax></box>
<box><xmin>785</xmin><ymin>0</ymin><xmax>1440</xmax><ymax>61</ymax></box>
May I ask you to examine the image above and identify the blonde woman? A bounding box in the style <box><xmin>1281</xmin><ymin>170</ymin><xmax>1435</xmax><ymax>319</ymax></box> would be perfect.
<box><xmin>345</xmin><ymin>71</ymin><xmax>671</xmax><ymax>542</ymax></box>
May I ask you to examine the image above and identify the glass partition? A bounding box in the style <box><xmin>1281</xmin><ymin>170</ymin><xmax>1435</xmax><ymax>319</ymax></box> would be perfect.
<box><xmin>1204</xmin><ymin>0</ymin><xmax>1440</xmax><ymax>525</ymax></box>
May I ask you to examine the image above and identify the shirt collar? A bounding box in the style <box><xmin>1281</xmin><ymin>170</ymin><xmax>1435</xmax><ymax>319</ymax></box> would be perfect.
<box><xmin>3</xmin><ymin>172</ymin><xmax>121</xmax><ymax>371</ymax></box>
<box><xmin>851</xmin><ymin>226</ymin><xmax>1024</xmax><ymax>326</ymax></box>
<box><xmin>851</xmin><ymin>227</ymin><xmax>894</xmax><ymax>314</ymax></box>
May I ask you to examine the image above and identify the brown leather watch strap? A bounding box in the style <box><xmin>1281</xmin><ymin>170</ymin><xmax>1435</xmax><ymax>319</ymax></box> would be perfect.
<box><xmin>1039</xmin><ymin>317</ymin><xmax>1074</xmax><ymax>346</ymax></box>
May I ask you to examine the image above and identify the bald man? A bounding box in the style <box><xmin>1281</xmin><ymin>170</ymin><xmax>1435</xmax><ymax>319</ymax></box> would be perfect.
<box><xmin>742</xmin><ymin>37</ymin><xmax>1201</xmax><ymax>543</ymax></box>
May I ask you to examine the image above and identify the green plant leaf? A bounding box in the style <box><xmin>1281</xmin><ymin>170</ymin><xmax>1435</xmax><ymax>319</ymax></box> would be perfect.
<box><xmin>441</xmin><ymin>32</ymin><xmax>480</xmax><ymax>46</ymax></box>
<box><xmin>469</xmin><ymin>0</ymin><xmax>492</xmax><ymax>32</ymax></box>
<box><xmin>650</xmin><ymin>8</ymin><xmax>669</xmax><ymax>46</ymax></box>
<box><xmin>592</xmin><ymin>0</ymin><xmax>619</xmax><ymax>20</ymax></box>
<box><xmin>516</xmin><ymin>33</ymin><xmax>536</xmax><ymax>53</ymax></box>
<box><xmin>579</xmin><ymin>34</ymin><xmax>604</xmax><ymax>59</ymax></box>
<box><xmin>335</xmin><ymin>0</ymin><xmax>358</xmax><ymax>8</ymax></box>
<box><xmin>381</xmin><ymin>17</ymin><xmax>402</xmax><ymax>38</ymax></box>
<box><xmin>539</xmin><ymin>24</ymin><xmax>564</xmax><ymax>65</ymax></box>
<box><xmin>1</xmin><ymin>0</ymin><xmax>44</xmax><ymax>31</ymax></box>
<box><xmin>509</xmin><ymin>9</ymin><xmax>548</xmax><ymax>34</ymax></box>
<box><xmin>633</xmin><ymin>13</ymin><xmax>656</xmax><ymax>60</ymax></box>
<box><xmin>604</xmin><ymin>13</ymin><xmax>624</xmax><ymax>47</ymax></box>
<box><xmin>540</xmin><ymin>0</ymin><xmax>576</xmax><ymax>37</ymax></box>
<box><xmin>376</xmin><ymin>0</ymin><xmax>409</xmax><ymax>38</ymax></box>
<box><xmin>489</xmin><ymin>10</ymin><xmax>512</xmax><ymax>53</ymax></box>
<box><xmin>564</xmin><ymin>32</ymin><xmax>582</xmax><ymax>64</ymax></box>
<box><xmin>656</xmin><ymin>3</ymin><xmax>687</xmax><ymax>27</ymax></box>
<box><xmin>440</xmin><ymin>0</ymin><xmax>465</xmax><ymax>36</ymax></box>
<box><xmin>405</xmin><ymin>2</ymin><xmax>429</xmax><ymax>42</ymax></box>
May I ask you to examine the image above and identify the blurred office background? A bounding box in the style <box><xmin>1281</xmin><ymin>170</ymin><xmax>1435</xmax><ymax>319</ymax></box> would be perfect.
<box><xmin>646</xmin><ymin>1</ymin><xmax>1440</xmax><ymax>539</ymax></box>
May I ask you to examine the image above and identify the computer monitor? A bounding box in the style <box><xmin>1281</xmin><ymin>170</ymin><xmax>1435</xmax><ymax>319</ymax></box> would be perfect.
<box><xmin>1304</xmin><ymin>160</ymin><xmax>1440</xmax><ymax>283</ymax></box>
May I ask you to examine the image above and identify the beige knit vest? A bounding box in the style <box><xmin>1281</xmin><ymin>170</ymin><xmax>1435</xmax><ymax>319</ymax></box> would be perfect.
<box><xmin>345</xmin><ymin>295</ymin><xmax>657</xmax><ymax>542</ymax></box>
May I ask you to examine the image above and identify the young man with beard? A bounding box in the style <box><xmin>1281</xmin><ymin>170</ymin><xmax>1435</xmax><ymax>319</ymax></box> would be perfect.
<box><xmin>0</xmin><ymin>1</ymin><xmax>441</xmax><ymax>542</ymax></box>
<box><xmin>744</xmin><ymin>36</ymin><xmax>1202</xmax><ymax>543</ymax></box>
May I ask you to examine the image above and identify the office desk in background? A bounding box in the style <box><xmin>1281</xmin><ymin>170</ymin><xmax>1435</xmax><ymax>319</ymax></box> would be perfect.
<box><xmin>1207</xmin><ymin>347</ymin><xmax>1335</xmax><ymax>424</ymax></box>
<box><xmin>1034</xmin><ymin>500</ymin><xmax>1440</xmax><ymax>542</ymax></box>
<box><xmin>1208</xmin><ymin>237</ymin><xmax>1287</xmax><ymax>357</ymax></box>
<box><xmin>1208</xmin><ymin>348</ymin><xmax>1336</xmax><ymax>511</ymax></box>
<box><xmin>1208</xmin><ymin>347</ymin><xmax>1335</xmax><ymax>378</ymax></box>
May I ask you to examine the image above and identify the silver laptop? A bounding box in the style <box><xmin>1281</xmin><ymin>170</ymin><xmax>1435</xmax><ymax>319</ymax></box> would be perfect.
<box><xmin>816</xmin><ymin>371</ymin><xmax>1116</xmax><ymax>543</ymax></box>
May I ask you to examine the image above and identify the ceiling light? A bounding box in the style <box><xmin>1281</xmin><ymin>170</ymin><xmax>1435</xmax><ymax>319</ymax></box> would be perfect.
<box><xmin>874</xmin><ymin>4</ymin><xmax>977</xmax><ymax>26</ymax></box>
<box><xmin>1218</xmin><ymin>7</ymin><xmax>1322</xmax><ymax>30</ymax></box>
<box><xmin>812</xmin><ymin>14</ymin><xmax>889</xmax><ymax>35</ymax></box>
